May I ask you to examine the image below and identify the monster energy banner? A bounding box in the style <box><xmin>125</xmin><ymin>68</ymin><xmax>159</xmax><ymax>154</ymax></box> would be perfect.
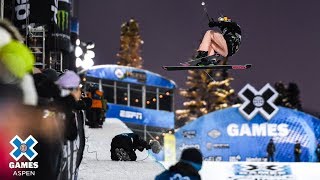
<box><xmin>50</xmin><ymin>0</ymin><xmax>71</xmax><ymax>51</ymax></box>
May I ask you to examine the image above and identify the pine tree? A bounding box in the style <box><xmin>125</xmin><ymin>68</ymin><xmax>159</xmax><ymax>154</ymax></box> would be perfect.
<box><xmin>116</xmin><ymin>18</ymin><xmax>143</xmax><ymax>68</ymax></box>
<box><xmin>176</xmin><ymin>58</ymin><xmax>237</xmax><ymax>126</ymax></box>
<box><xmin>274</xmin><ymin>82</ymin><xmax>302</xmax><ymax>110</ymax></box>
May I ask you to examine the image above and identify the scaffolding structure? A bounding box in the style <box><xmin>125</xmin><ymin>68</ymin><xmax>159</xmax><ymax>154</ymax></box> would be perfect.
<box><xmin>27</xmin><ymin>26</ymin><xmax>46</xmax><ymax>69</ymax></box>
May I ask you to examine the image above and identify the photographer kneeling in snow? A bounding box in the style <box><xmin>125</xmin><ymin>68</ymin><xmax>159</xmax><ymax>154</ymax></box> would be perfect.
<box><xmin>110</xmin><ymin>133</ymin><xmax>161</xmax><ymax>161</ymax></box>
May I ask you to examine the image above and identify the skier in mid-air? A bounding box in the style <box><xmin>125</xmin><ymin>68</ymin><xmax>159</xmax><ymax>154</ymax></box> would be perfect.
<box><xmin>185</xmin><ymin>16</ymin><xmax>242</xmax><ymax>66</ymax></box>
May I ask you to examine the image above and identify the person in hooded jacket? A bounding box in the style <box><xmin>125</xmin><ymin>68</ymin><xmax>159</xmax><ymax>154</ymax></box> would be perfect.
<box><xmin>155</xmin><ymin>148</ymin><xmax>203</xmax><ymax>180</ymax></box>
<box><xmin>110</xmin><ymin>133</ymin><xmax>161</xmax><ymax>161</ymax></box>
<box><xmin>55</xmin><ymin>71</ymin><xmax>87</xmax><ymax>180</ymax></box>
<box><xmin>266</xmin><ymin>139</ymin><xmax>276</xmax><ymax>162</ymax></box>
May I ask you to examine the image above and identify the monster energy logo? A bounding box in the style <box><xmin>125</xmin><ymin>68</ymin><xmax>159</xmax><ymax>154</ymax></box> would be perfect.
<box><xmin>57</xmin><ymin>10</ymin><xmax>69</xmax><ymax>31</ymax></box>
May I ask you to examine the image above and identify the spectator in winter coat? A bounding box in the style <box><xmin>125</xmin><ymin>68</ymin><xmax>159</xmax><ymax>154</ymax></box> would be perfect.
<box><xmin>0</xmin><ymin>19</ymin><xmax>66</xmax><ymax>180</ymax></box>
<box><xmin>55</xmin><ymin>71</ymin><xmax>82</xmax><ymax>141</ymax></box>
<box><xmin>155</xmin><ymin>148</ymin><xmax>203</xmax><ymax>180</ymax></box>
<box><xmin>33</xmin><ymin>70</ymin><xmax>61</xmax><ymax>107</ymax></box>
<box><xmin>0</xmin><ymin>19</ymin><xmax>37</xmax><ymax>106</ymax></box>
<box><xmin>86</xmin><ymin>83</ymin><xmax>106</xmax><ymax>128</ymax></box>
<box><xmin>266</xmin><ymin>139</ymin><xmax>276</xmax><ymax>162</ymax></box>
<box><xmin>55</xmin><ymin>71</ymin><xmax>86</xmax><ymax>180</ymax></box>
<box><xmin>294</xmin><ymin>140</ymin><xmax>302</xmax><ymax>162</ymax></box>
<box><xmin>110</xmin><ymin>133</ymin><xmax>161</xmax><ymax>161</ymax></box>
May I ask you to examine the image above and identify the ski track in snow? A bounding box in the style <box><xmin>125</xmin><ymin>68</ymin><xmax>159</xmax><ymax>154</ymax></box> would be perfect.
<box><xmin>78</xmin><ymin>118</ymin><xmax>164</xmax><ymax>180</ymax></box>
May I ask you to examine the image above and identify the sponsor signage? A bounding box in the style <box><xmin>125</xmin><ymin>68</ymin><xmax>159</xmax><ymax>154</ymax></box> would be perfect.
<box><xmin>50</xmin><ymin>0</ymin><xmax>71</xmax><ymax>51</ymax></box>
<box><xmin>87</xmin><ymin>65</ymin><xmax>176</xmax><ymax>89</ymax></box>
<box><xmin>114</xmin><ymin>68</ymin><xmax>147</xmax><ymax>82</ymax></box>
<box><xmin>183</xmin><ymin>130</ymin><xmax>196</xmax><ymax>139</ymax></box>
<box><xmin>106</xmin><ymin>103</ymin><xmax>174</xmax><ymax>129</ymax></box>
<box><xmin>238</xmin><ymin>84</ymin><xmax>279</xmax><ymax>120</ymax></box>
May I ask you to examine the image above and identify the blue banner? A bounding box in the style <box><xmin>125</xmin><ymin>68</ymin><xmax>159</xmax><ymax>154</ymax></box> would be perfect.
<box><xmin>175</xmin><ymin>107</ymin><xmax>320</xmax><ymax>162</ymax></box>
<box><xmin>87</xmin><ymin>65</ymin><xmax>176</xmax><ymax>89</ymax></box>
<box><xmin>106</xmin><ymin>103</ymin><xmax>174</xmax><ymax>129</ymax></box>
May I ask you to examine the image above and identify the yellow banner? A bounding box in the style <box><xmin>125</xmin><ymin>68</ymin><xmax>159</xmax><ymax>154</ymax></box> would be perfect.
<box><xmin>164</xmin><ymin>134</ymin><xmax>176</xmax><ymax>162</ymax></box>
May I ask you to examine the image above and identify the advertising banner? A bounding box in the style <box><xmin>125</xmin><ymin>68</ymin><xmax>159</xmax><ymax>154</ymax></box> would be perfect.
<box><xmin>13</xmin><ymin>0</ymin><xmax>71</xmax><ymax>51</ymax></box>
<box><xmin>49</xmin><ymin>0</ymin><xmax>71</xmax><ymax>51</ymax></box>
<box><xmin>13</xmin><ymin>0</ymin><xmax>53</xmax><ymax>29</ymax></box>
<box><xmin>106</xmin><ymin>103</ymin><xmax>174</xmax><ymax>129</ymax></box>
<box><xmin>87</xmin><ymin>65</ymin><xmax>176</xmax><ymax>89</ymax></box>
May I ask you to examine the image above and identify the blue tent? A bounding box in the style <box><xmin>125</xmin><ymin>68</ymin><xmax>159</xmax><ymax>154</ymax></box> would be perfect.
<box><xmin>175</xmin><ymin>107</ymin><xmax>320</xmax><ymax>162</ymax></box>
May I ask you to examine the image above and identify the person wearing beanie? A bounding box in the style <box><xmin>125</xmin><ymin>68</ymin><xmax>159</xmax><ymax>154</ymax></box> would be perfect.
<box><xmin>155</xmin><ymin>148</ymin><xmax>203</xmax><ymax>180</ymax></box>
<box><xmin>55</xmin><ymin>70</ymin><xmax>82</xmax><ymax>141</ymax></box>
<box><xmin>110</xmin><ymin>133</ymin><xmax>161</xmax><ymax>161</ymax></box>
<box><xmin>55</xmin><ymin>70</ymin><xmax>88</xmax><ymax>179</ymax></box>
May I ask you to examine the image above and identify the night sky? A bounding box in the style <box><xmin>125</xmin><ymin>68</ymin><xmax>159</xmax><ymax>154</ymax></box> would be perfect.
<box><xmin>79</xmin><ymin>0</ymin><xmax>320</xmax><ymax>111</ymax></box>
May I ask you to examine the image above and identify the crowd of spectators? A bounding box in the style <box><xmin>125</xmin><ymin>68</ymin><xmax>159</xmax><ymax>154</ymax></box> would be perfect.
<box><xmin>0</xmin><ymin>19</ymin><xmax>93</xmax><ymax>180</ymax></box>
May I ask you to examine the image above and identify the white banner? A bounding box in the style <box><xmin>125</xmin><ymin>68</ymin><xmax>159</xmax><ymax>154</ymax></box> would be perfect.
<box><xmin>161</xmin><ymin>162</ymin><xmax>320</xmax><ymax>180</ymax></box>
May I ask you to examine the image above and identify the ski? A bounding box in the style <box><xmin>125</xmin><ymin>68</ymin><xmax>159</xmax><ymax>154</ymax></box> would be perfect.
<box><xmin>162</xmin><ymin>64</ymin><xmax>252</xmax><ymax>71</ymax></box>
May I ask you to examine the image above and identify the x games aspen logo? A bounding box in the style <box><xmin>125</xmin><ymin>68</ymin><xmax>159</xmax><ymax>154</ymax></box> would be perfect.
<box><xmin>10</xmin><ymin>135</ymin><xmax>38</xmax><ymax>161</ymax></box>
<box><xmin>57</xmin><ymin>10</ymin><xmax>69</xmax><ymax>31</ymax></box>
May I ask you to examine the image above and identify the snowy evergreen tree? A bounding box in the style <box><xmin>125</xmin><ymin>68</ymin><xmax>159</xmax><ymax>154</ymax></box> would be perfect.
<box><xmin>176</xmin><ymin>58</ymin><xmax>237</xmax><ymax>126</ymax></box>
<box><xmin>116</xmin><ymin>18</ymin><xmax>143</xmax><ymax>68</ymax></box>
<box><xmin>274</xmin><ymin>82</ymin><xmax>302</xmax><ymax>110</ymax></box>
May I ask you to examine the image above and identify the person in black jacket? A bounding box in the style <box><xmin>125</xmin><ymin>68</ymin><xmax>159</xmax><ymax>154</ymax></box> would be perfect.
<box><xmin>155</xmin><ymin>148</ymin><xmax>203</xmax><ymax>180</ymax></box>
<box><xmin>294</xmin><ymin>140</ymin><xmax>302</xmax><ymax>162</ymax></box>
<box><xmin>316</xmin><ymin>143</ymin><xmax>320</xmax><ymax>162</ymax></box>
<box><xmin>266</xmin><ymin>139</ymin><xmax>276</xmax><ymax>162</ymax></box>
<box><xmin>110</xmin><ymin>133</ymin><xmax>161</xmax><ymax>161</ymax></box>
<box><xmin>55</xmin><ymin>71</ymin><xmax>87</xmax><ymax>180</ymax></box>
<box><xmin>193</xmin><ymin>16</ymin><xmax>241</xmax><ymax>66</ymax></box>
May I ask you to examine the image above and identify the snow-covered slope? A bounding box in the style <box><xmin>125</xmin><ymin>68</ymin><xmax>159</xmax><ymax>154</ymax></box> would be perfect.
<box><xmin>78</xmin><ymin>118</ymin><xmax>164</xmax><ymax>180</ymax></box>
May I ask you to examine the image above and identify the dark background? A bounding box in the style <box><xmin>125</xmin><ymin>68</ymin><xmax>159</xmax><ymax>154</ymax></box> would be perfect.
<box><xmin>79</xmin><ymin>0</ymin><xmax>320</xmax><ymax>112</ymax></box>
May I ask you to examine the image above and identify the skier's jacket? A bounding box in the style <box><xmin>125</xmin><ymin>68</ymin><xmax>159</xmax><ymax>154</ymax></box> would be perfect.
<box><xmin>110</xmin><ymin>133</ymin><xmax>150</xmax><ymax>161</ymax></box>
<box><xmin>112</xmin><ymin>133</ymin><xmax>150</xmax><ymax>151</ymax></box>
<box><xmin>87</xmin><ymin>90</ymin><xmax>103</xmax><ymax>109</ymax></box>
<box><xmin>155</xmin><ymin>161</ymin><xmax>201</xmax><ymax>180</ymax></box>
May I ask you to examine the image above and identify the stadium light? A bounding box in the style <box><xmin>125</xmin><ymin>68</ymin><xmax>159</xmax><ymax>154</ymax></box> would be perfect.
<box><xmin>75</xmin><ymin>39</ymin><xmax>95</xmax><ymax>70</ymax></box>
<box><xmin>75</xmin><ymin>46</ymin><xmax>83</xmax><ymax>58</ymax></box>
<box><xmin>86</xmin><ymin>42</ymin><xmax>95</xmax><ymax>49</ymax></box>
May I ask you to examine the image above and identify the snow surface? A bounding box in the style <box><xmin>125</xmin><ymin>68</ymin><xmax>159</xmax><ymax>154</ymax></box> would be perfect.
<box><xmin>78</xmin><ymin>118</ymin><xmax>165</xmax><ymax>180</ymax></box>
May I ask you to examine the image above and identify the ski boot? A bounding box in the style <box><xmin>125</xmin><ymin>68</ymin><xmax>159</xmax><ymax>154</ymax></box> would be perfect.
<box><xmin>195</xmin><ymin>51</ymin><xmax>222</xmax><ymax>66</ymax></box>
